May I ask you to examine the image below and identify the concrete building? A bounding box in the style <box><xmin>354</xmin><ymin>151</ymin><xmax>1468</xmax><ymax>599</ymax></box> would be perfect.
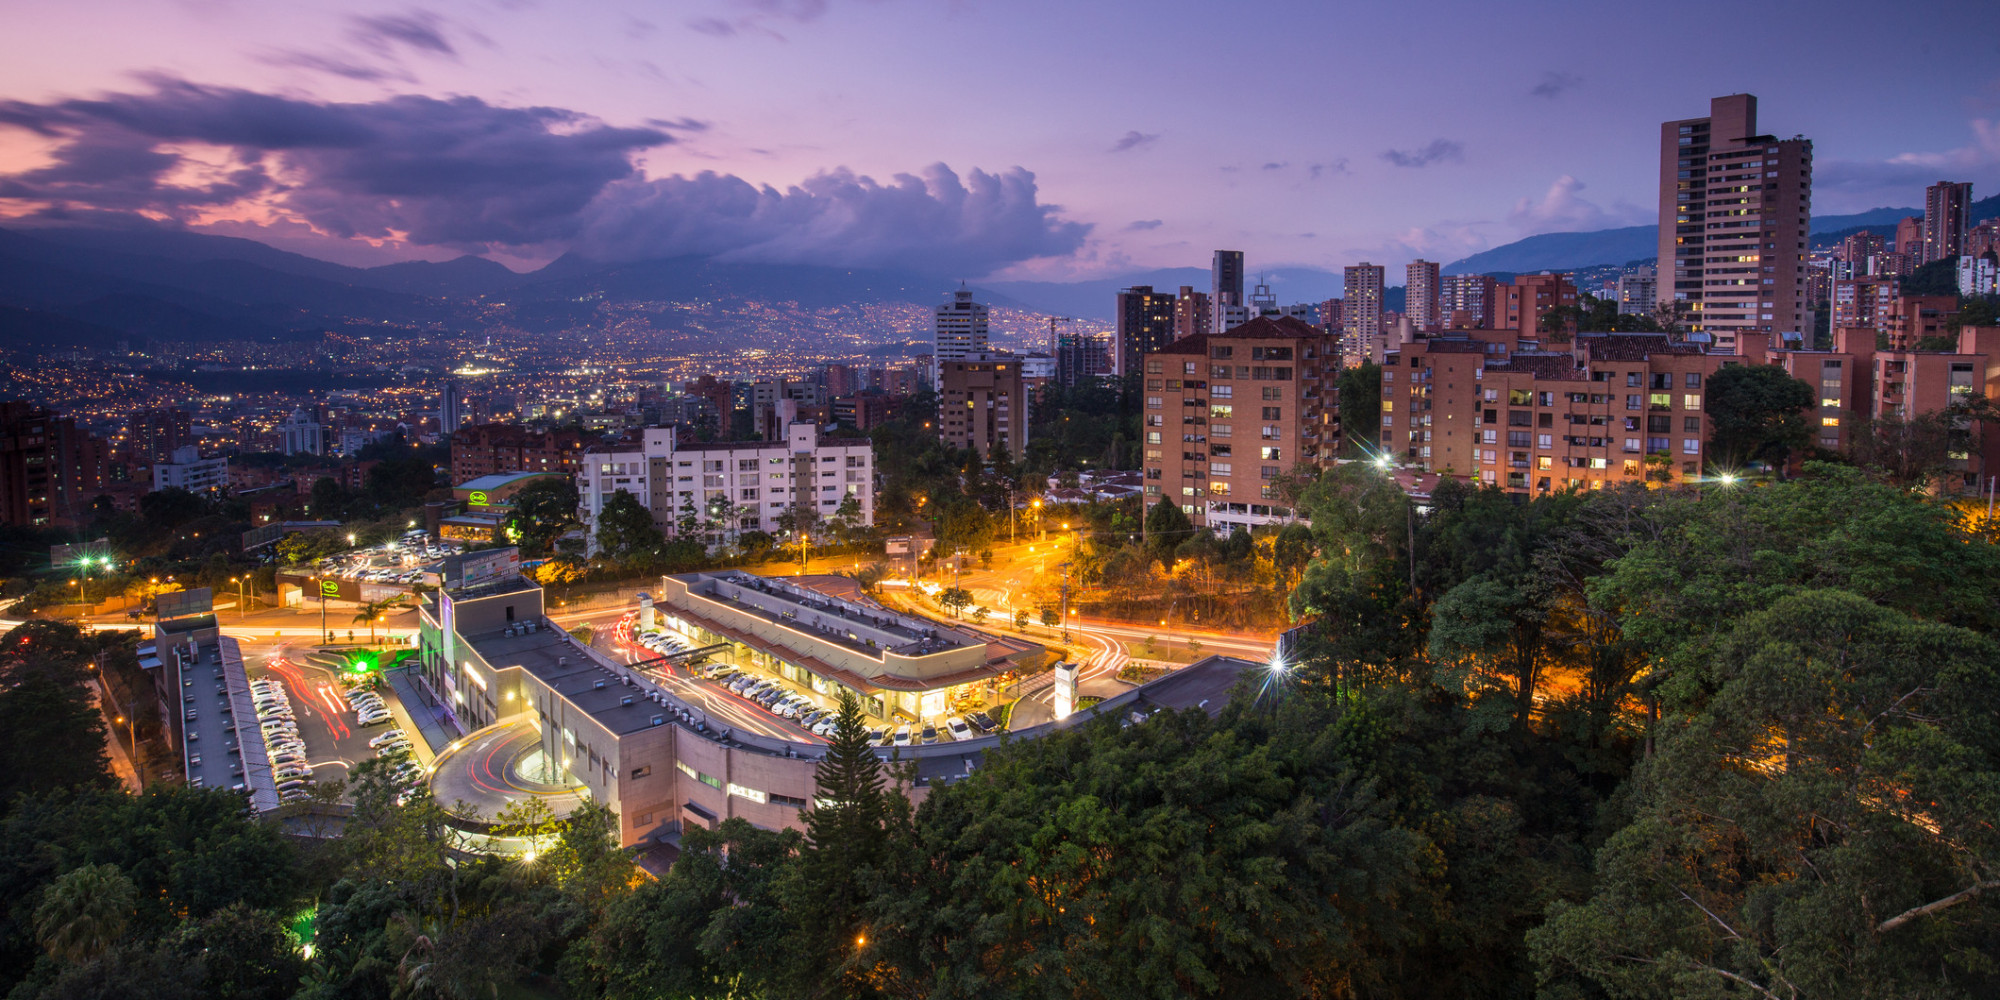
<box><xmin>1116</xmin><ymin>284</ymin><xmax>1179</xmax><ymax>376</ymax></box>
<box><xmin>1961</xmin><ymin>254</ymin><xmax>2000</xmax><ymax>297</ymax></box>
<box><xmin>1896</xmin><ymin>216</ymin><xmax>1923</xmax><ymax>257</ymax></box>
<box><xmin>1616</xmin><ymin>266</ymin><xmax>1658</xmax><ymax>316</ymax></box>
<box><xmin>1342</xmin><ymin>262</ymin><xmax>1386</xmax><ymax>361</ymax></box>
<box><xmin>1496</xmin><ymin>274</ymin><xmax>1580</xmax><ymax>336</ymax></box>
<box><xmin>1883</xmin><ymin>294</ymin><xmax>1958</xmax><ymax>351</ymax></box>
<box><xmin>1657</xmin><ymin>93</ymin><xmax>1813</xmax><ymax>352</ymax></box>
<box><xmin>1173</xmin><ymin>286</ymin><xmax>1211</xmax><ymax>341</ymax></box>
<box><xmin>276</xmin><ymin>409</ymin><xmax>324</xmax><ymax>457</ymax></box>
<box><xmin>939</xmin><ymin>353</ymin><xmax>1029</xmax><ymax>463</ymax></box>
<box><xmin>1830</xmin><ymin>275</ymin><xmax>1896</xmax><ymax>334</ymax></box>
<box><xmin>577</xmin><ymin>423</ymin><xmax>872</xmax><ymax>550</ymax></box>
<box><xmin>1439</xmin><ymin>274</ymin><xmax>1496</xmax><ymax>329</ymax></box>
<box><xmin>440</xmin><ymin>379</ymin><xmax>464</xmax><ymax>435</ymax></box>
<box><xmin>1923</xmin><ymin>181</ymin><xmax>1973</xmax><ymax>264</ymax></box>
<box><xmin>1406</xmin><ymin>259</ymin><xmax>1441</xmax><ymax>332</ymax></box>
<box><xmin>934</xmin><ymin>288</ymin><xmax>989</xmax><ymax>377</ymax></box>
<box><xmin>1969</xmin><ymin>219</ymin><xmax>2000</xmax><ymax>260</ymax></box>
<box><xmin>414</xmin><ymin>557</ymin><xmax>1255</xmax><ymax>848</ymax></box>
<box><xmin>1384</xmin><ymin>331</ymin><xmax>1746</xmax><ymax>492</ymax></box>
<box><xmin>139</xmin><ymin>591</ymin><xmax>280</xmax><ymax>811</ymax></box>
<box><xmin>152</xmin><ymin>445</ymin><xmax>228</xmax><ymax>494</ymax></box>
<box><xmin>1840</xmin><ymin>231</ymin><xmax>1886</xmax><ymax>267</ymax></box>
<box><xmin>126</xmin><ymin>407</ymin><xmax>193</xmax><ymax>463</ymax></box>
<box><xmin>1140</xmin><ymin>316</ymin><xmax>1341</xmax><ymax>531</ymax></box>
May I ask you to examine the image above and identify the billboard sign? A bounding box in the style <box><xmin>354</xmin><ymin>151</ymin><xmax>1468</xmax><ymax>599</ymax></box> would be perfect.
<box><xmin>157</xmin><ymin>587</ymin><xmax>214</xmax><ymax>620</ymax></box>
<box><xmin>1053</xmin><ymin>661</ymin><xmax>1079</xmax><ymax>721</ymax></box>
<box><xmin>444</xmin><ymin>547</ymin><xmax>520</xmax><ymax>590</ymax></box>
<box><xmin>468</xmin><ymin>490</ymin><xmax>490</xmax><ymax>506</ymax></box>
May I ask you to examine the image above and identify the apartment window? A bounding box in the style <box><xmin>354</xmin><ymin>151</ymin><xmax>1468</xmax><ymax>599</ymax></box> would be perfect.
<box><xmin>1627</xmin><ymin>394</ymin><xmax>1642</xmax><ymax>411</ymax></box>
<box><xmin>1184</xmin><ymin>362</ymin><xmax>1198</xmax><ymax>376</ymax></box>
<box><xmin>1509</xmin><ymin>389</ymin><xmax>1533</xmax><ymax>405</ymax></box>
<box><xmin>1684</xmin><ymin>417</ymin><xmax>1701</xmax><ymax>433</ymax></box>
<box><xmin>1262</xmin><ymin>386</ymin><xmax>1283</xmax><ymax>400</ymax></box>
<box><xmin>738</xmin><ymin>459</ymin><xmax>757</xmax><ymax>471</ymax></box>
<box><xmin>1822</xmin><ymin>416</ymin><xmax>1840</xmax><ymax>427</ymax></box>
<box><xmin>1211</xmin><ymin>346</ymin><xmax>1234</xmax><ymax>359</ymax></box>
<box><xmin>739</xmin><ymin>488</ymin><xmax>758</xmax><ymax>500</ymax></box>
<box><xmin>1685</xmin><ymin>372</ymin><xmax>1702</xmax><ymax>388</ymax></box>
<box><xmin>1682</xmin><ymin>439</ymin><xmax>1700</xmax><ymax>454</ymax></box>
<box><xmin>1261</xmin><ymin>425</ymin><xmax>1282</xmax><ymax>440</ymax></box>
<box><xmin>1210</xmin><ymin>404</ymin><xmax>1233</xmax><ymax>419</ymax></box>
<box><xmin>1683</xmin><ymin>394</ymin><xmax>1702</xmax><ymax>410</ymax></box>
<box><xmin>1261</xmin><ymin>466</ymin><xmax>1281</xmax><ymax>479</ymax></box>
<box><xmin>1146</xmin><ymin>361</ymin><xmax>1163</xmax><ymax>374</ymax></box>
<box><xmin>1209</xmin><ymin>482</ymin><xmax>1231</xmax><ymax>496</ymax></box>
<box><xmin>1146</xmin><ymin>415</ymin><xmax>1164</xmax><ymax>427</ymax></box>
<box><xmin>1211</xmin><ymin>385</ymin><xmax>1233</xmax><ymax>399</ymax></box>
<box><xmin>1626</xmin><ymin>372</ymin><xmax>1642</xmax><ymax>387</ymax></box>
<box><xmin>1146</xmin><ymin>432</ymin><xmax>1161</xmax><ymax>444</ymax></box>
<box><xmin>1166</xmin><ymin>380</ymin><xmax>1182</xmax><ymax>391</ymax></box>
<box><xmin>1537</xmin><ymin>456</ymin><xmax>1553</xmax><ymax>470</ymax></box>
<box><xmin>1146</xmin><ymin>397</ymin><xmax>1162</xmax><ymax>409</ymax></box>
<box><xmin>1649</xmin><ymin>393</ymin><xmax>1672</xmax><ymax>410</ymax></box>
<box><xmin>1210</xmin><ymin>462</ymin><xmax>1232</xmax><ymax>475</ymax></box>
<box><xmin>1211</xmin><ymin>444</ymin><xmax>1232</xmax><ymax>457</ymax></box>
<box><xmin>1262</xmin><ymin>407</ymin><xmax>1282</xmax><ymax>420</ymax></box>
<box><xmin>630</xmin><ymin>765</ymin><xmax>651</xmax><ymax>779</ymax></box>
<box><xmin>1261</xmin><ymin>447</ymin><xmax>1283</xmax><ymax>461</ymax></box>
<box><xmin>1536</xmin><ymin>434</ymin><xmax>1552</xmax><ymax>449</ymax></box>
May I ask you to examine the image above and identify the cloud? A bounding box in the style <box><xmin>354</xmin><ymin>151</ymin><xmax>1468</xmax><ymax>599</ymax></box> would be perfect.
<box><xmin>1530</xmin><ymin>71</ymin><xmax>1581</xmax><ymax>99</ymax></box>
<box><xmin>571</xmin><ymin>163</ymin><xmax>1090</xmax><ymax>276</ymax></box>
<box><xmin>1815</xmin><ymin>119</ymin><xmax>2000</xmax><ymax>210</ymax></box>
<box><xmin>1381</xmin><ymin>139</ymin><xmax>1464</xmax><ymax>168</ymax></box>
<box><xmin>1507</xmin><ymin>174</ymin><xmax>1650</xmax><ymax>234</ymax></box>
<box><xmin>260</xmin><ymin>50</ymin><xmax>415</xmax><ymax>83</ymax></box>
<box><xmin>688</xmin><ymin>0</ymin><xmax>833</xmax><ymax>39</ymax></box>
<box><xmin>1108</xmin><ymin>130</ymin><xmax>1158</xmax><ymax>153</ymax></box>
<box><xmin>349</xmin><ymin>10</ymin><xmax>456</xmax><ymax>56</ymax></box>
<box><xmin>0</xmin><ymin>80</ymin><xmax>1089</xmax><ymax>275</ymax></box>
<box><xmin>0</xmin><ymin>79</ymin><xmax>670</xmax><ymax>246</ymax></box>
<box><xmin>1260</xmin><ymin>161</ymin><xmax>1286</xmax><ymax>171</ymax></box>
<box><xmin>1123</xmin><ymin>219</ymin><xmax>1163</xmax><ymax>231</ymax></box>
<box><xmin>1308</xmin><ymin>159</ymin><xmax>1349</xmax><ymax>179</ymax></box>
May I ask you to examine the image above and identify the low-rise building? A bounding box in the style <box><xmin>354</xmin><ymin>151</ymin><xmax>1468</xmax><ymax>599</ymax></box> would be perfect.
<box><xmin>151</xmin><ymin>445</ymin><xmax>228</xmax><ymax>494</ymax></box>
<box><xmin>578</xmin><ymin>423</ymin><xmax>872</xmax><ymax>551</ymax></box>
<box><xmin>938</xmin><ymin>353</ymin><xmax>1029</xmax><ymax>463</ymax></box>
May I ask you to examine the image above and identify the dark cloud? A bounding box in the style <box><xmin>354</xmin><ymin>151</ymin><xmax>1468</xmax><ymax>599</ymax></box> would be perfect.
<box><xmin>688</xmin><ymin>17</ymin><xmax>737</xmax><ymax>36</ymax></box>
<box><xmin>0</xmin><ymin>79</ymin><xmax>668</xmax><ymax>246</ymax></box>
<box><xmin>1108</xmin><ymin>130</ymin><xmax>1158</xmax><ymax>153</ymax></box>
<box><xmin>261</xmin><ymin>50</ymin><xmax>415</xmax><ymax>83</ymax></box>
<box><xmin>570</xmin><ymin>164</ymin><xmax>1090</xmax><ymax>276</ymax></box>
<box><xmin>349</xmin><ymin>10</ymin><xmax>456</xmax><ymax>56</ymax></box>
<box><xmin>1124</xmin><ymin>219</ymin><xmax>1163</xmax><ymax>231</ymax></box>
<box><xmin>1308</xmin><ymin>159</ymin><xmax>1349</xmax><ymax>179</ymax></box>
<box><xmin>1530</xmin><ymin>71</ymin><xmax>1581</xmax><ymax>99</ymax></box>
<box><xmin>0</xmin><ymin>80</ymin><xmax>1089</xmax><ymax>275</ymax></box>
<box><xmin>1381</xmin><ymin>139</ymin><xmax>1464</xmax><ymax>168</ymax></box>
<box><xmin>1260</xmin><ymin>161</ymin><xmax>1286</xmax><ymax>171</ymax></box>
<box><xmin>644</xmin><ymin>116</ymin><xmax>712</xmax><ymax>133</ymax></box>
<box><xmin>688</xmin><ymin>0</ymin><xmax>832</xmax><ymax>39</ymax></box>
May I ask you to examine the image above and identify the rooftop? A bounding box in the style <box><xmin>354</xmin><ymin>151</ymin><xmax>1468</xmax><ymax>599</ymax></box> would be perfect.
<box><xmin>1153</xmin><ymin>315</ymin><xmax>1329</xmax><ymax>356</ymax></box>
<box><xmin>468</xmin><ymin>624</ymin><xmax>672</xmax><ymax>736</ymax></box>
<box><xmin>457</xmin><ymin>471</ymin><xmax>564</xmax><ymax>492</ymax></box>
<box><xmin>701</xmin><ymin>572</ymin><xmax>977</xmax><ymax>657</ymax></box>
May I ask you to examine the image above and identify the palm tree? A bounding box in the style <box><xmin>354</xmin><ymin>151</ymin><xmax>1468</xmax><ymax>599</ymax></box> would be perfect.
<box><xmin>34</xmin><ymin>864</ymin><xmax>135</xmax><ymax>963</ymax></box>
<box><xmin>354</xmin><ymin>596</ymin><xmax>410</xmax><ymax>645</ymax></box>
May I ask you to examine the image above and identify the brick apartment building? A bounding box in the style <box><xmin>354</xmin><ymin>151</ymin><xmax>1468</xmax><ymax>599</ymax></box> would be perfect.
<box><xmin>1140</xmin><ymin>316</ymin><xmax>1342</xmax><ymax>532</ymax></box>
<box><xmin>1384</xmin><ymin>331</ymin><xmax>1740</xmax><ymax>493</ymax></box>
<box><xmin>938</xmin><ymin>354</ymin><xmax>1028</xmax><ymax>463</ymax></box>
<box><xmin>0</xmin><ymin>402</ymin><xmax>106</xmax><ymax>528</ymax></box>
<box><xmin>449</xmin><ymin>423</ymin><xmax>589</xmax><ymax>483</ymax></box>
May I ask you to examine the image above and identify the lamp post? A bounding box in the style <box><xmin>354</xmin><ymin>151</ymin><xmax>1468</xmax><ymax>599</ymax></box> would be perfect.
<box><xmin>798</xmin><ymin>532</ymin><xmax>810</xmax><ymax>575</ymax></box>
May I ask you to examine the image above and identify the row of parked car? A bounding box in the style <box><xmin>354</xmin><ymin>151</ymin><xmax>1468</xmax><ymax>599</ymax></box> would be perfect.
<box><xmin>880</xmin><ymin>712</ymin><xmax>999</xmax><ymax>748</ymax></box>
<box><xmin>633</xmin><ymin>629</ymin><xmax>690</xmax><ymax>657</ymax></box>
<box><xmin>349</xmin><ymin>687</ymin><xmax>393</xmax><ymax>727</ymax></box>
<box><xmin>251</xmin><ymin>679</ymin><xmax>315</xmax><ymax>804</ymax></box>
<box><xmin>705</xmin><ymin>666</ymin><xmax>846</xmax><ymax>737</ymax></box>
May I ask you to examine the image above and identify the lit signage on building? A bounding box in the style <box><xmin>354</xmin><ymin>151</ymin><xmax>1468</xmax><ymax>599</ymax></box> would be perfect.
<box><xmin>726</xmin><ymin>782</ymin><xmax>767</xmax><ymax>804</ymax></box>
<box><xmin>468</xmin><ymin>491</ymin><xmax>490</xmax><ymax>506</ymax></box>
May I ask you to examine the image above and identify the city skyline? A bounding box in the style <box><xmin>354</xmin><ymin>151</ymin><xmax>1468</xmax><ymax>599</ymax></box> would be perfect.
<box><xmin>1</xmin><ymin>0</ymin><xmax>1996</xmax><ymax>281</ymax></box>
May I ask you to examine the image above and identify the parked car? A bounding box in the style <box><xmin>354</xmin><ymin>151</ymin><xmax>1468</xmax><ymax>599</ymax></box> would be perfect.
<box><xmin>892</xmin><ymin>725</ymin><xmax>913</xmax><ymax>747</ymax></box>
<box><xmin>869</xmin><ymin>726</ymin><xmax>890</xmax><ymax>746</ymax></box>
<box><xmin>968</xmin><ymin>711</ymin><xmax>998</xmax><ymax>732</ymax></box>
<box><xmin>369</xmin><ymin>730</ymin><xmax>408</xmax><ymax>749</ymax></box>
<box><xmin>945</xmin><ymin>716</ymin><xmax>972</xmax><ymax>741</ymax></box>
<box><xmin>920</xmin><ymin>723</ymin><xmax>938</xmax><ymax>745</ymax></box>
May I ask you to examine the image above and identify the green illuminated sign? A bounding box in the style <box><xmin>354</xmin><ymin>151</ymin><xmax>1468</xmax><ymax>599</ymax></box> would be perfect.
<box><xmin>320</xmin><ymin>580</ymin><xmax>339</xmax><ymax>597</ymax></box>
<box><xmin>469</xmin><ymin>490</ymin><xmax>490</xmax><ymax>505</ymax></box>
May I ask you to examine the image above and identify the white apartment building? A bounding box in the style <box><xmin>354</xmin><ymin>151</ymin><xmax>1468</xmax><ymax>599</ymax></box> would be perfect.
<box><xmin>152</xmin><ymin>445</ymin><xmax>228</xmax><ymax>494</ymax></box>
<box><xmin>578</xmin><ymin>423</ymin><xmax>873</xmax><ymax>553</ymax></box>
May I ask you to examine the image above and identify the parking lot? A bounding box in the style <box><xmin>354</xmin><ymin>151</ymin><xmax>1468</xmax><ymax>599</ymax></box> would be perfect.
<box><xmin>315</xmin><ymin>530</ymin><xmax>465</xmax><ymax>587</ymax></box>
<box><xmin>610</xmin><ymin>615</ymin><xmax>1004</xmax><ymax>749</ymax></box>
<box><xmin>241</xmin><ymin>643</ymin><xmax>429</xmax><ymax>803</ymax></box>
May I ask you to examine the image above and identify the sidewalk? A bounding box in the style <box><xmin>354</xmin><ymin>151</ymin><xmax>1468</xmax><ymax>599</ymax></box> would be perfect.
<box><xmin>383</xmin><ymin>668</ymin><xmax>460</xmax><ymax>763</ymax></box>
<box><xmin>89</xmin><ymin>682</ymin><xmax>143</xmax><ymax>793</ymax></box>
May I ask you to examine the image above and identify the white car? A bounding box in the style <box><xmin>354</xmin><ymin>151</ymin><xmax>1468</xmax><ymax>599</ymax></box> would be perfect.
<box><xmin>368</xmin><ymin>730</ymin><xmax>408</xmax><ymax>748</ymax></box>
<box><xmin>892</xmin><ymin>725</ymin><xmax>913</xmax><ymax>747</ymax></box>
<box><xmin>945</xmin><ymin>716</ymin><xmax>973</xmax><ymax>741</ymax></box>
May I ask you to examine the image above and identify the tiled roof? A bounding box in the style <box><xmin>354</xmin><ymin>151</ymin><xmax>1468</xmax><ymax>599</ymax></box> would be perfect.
<box><xmin>1487</xmin><ymin>354</ymin><xmax>1588</xmax><ymax>380</ymax></box>
<box><xmin>1579</xmin><ymin>333</ymin><xmax>1704</xmax><ymax>361</ymax></box>
<box><xmin>1421</xmin><ymin>339</ymin><xmax>1490</xmax><ymax>354</ymax></box>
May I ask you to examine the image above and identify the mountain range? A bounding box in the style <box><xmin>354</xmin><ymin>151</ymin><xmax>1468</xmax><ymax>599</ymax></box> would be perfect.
<box><xmin>2</xmin><ymin>192</ymin><xmax>1993</xmax><ymax>355</ymax></box>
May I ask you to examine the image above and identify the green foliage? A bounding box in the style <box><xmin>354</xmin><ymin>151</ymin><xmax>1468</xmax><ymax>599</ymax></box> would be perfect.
<box><xmin>1336</xmin><ymin>360</ymin><xmax>1382</xmax><ymax>457</ymax></box>
<box><xmin>594</xmin><ymin>489</ymin><xmax>664</xmax><ymax>560</ymax></box>
<box><xmin>1142</xmin><ymin>496</ymin><xmax>1195</xmax><ymax>559</ymax></box>
<box><xmin>1901</xmin><ymin>256</ymin><xmax>1962</xmax><ymax>297</ymax></box>
<box><xmin>507</xmin><ymin>476</ymin><xmax>581</xmax><ymax>557</ymax></box>
<box><xmin>1704</xmin><ymin>363</ymin><xmax>1816</xmax><ymax>471</ymax></box>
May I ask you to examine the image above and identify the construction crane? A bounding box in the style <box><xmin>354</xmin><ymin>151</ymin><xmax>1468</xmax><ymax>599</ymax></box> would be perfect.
<box><xmin>1046</xmin><ymin>315</ymin><xmax>1082</xmax><ymax>356</ymax></box>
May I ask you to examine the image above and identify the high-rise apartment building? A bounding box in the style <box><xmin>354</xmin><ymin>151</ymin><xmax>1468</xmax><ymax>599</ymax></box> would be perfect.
<box><xmin>440</xmin><ymin>379</ymin><xmax>464</xmax><ymax>435</ymax></box>
<box><xmin>126</xmin><ymin>407</ymin><xmax>193</xmax><ymax>463</ymax></box>
<box><xmin>1319</xmin><ymin>298</ymin><xmax>1344</xmax><ymax>334</ymax></box>
<box><xmin>1212</xmin><ymin>250</ymin><xmax>1246</xmax><ymax>334</ymax></box>
<box><xmin>1616</xmin><ymin>266</ymin><xmax>1657</xmax><ymax>316</ymax></box>
<box><xmin>1840</xmin><ymin>231</ymin><xmax>1886</xmax><ymax>266</ymax></box>
<box><xmin>934</xmin><ymin>287</ymin><xmax>989</xmax><ymax>371</ymax></box>
<box><xmin>0</xmin><ymin>403</ymin><xmax>104</xmax><ymax>527</ymax></box>
<box><xmin>1173</xmin><ymin>286</ymin><xmax>1211</xmax><ymax>340</ymax></box>
<box><xmin>939</xmin><ymin>353</ymin><xmax>1029</xmax><ymax>463</ymax></box>
<box><xmin>1139</xmin><ymin>316</ymin><xmax>1340</xmax><ymax>532</ymax></box>
<box><xmin>1968</xmin><ymin>218</ymin><xmax>2000</xmax><ymax>260</ymax></box>
<box><xmin>1896</xmin><ymin>216</ymin><xmax>1923</xmax><ymax>257</ymax></box>
<box><xmin>1496</xmin><ymin>274</ymin><xmax>1580</xmax><ymax>336</ymax></box>
<box><xmin>1829</xmin><ymin>275</ymin><xmax>1898</xmax><ymax>334</ymax></box>
<box><xmin>1438</xmin><ymin>274</ymin><xmax>1496</xmax><ymax>329</ymax></box>
<box><xmin>1056</xmin><ymin>332</ymin><xmax>1111</xmax><ymax>387</ymax></box>
<box><xmin>1115</xmin><ymin>285</ymin><xmax>1179</xmax><ymax>376</ymax></box>
<box><xmin>1406</xmin><ymin>260</ymin><xmax>1441</xmax><ymax>332</ymax></box>
<box><xmin>1922</xmin><ymin>181</ymin><xmax>1973</xmax><ymax>264</ymax></box>
<box><xmin>1342</xmin><ymin>263</ymin><xmax>1386</xmax><ymax>361</ymax></box>
<box><xmin>1657</xmin><ymin>93</ymin><xmax>1812</xmax><ymax>352</ymax></box>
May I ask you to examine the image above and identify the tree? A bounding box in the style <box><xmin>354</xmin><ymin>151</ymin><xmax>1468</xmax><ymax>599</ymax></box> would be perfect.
<box><xmin>1143</xmin><ymin>497</ymin><xmax>1195</xmax><ymax>559</ymax></box>
<box><xmin>1337</xmin><ymin>361</ymin><xmax>1383</xmax><ymax>457</ymax></box>
<box><xmin>507</xmin><ymin>477</ymin><xmax>581</xmax><ymax>556</ymax></box>
<box><xmin>594</xmin><ymin>489</ymin><xmax>663</xmax><ymax>560</ymax></box>
<box><xmin>1533</xmin><ymin>589</ymin><xmax>2000</xmax><ymax>999</ymax></box>
<box><xmin>937</xmin><ymin>586</ymin><xmax>973</xmax><ymax>618</ymax></box>
<box><xmin>351</xmin><ymin>596</ymin><xmax>407</xmax><ymax>644</ymax></box>
<box><xmin>34</xmin><ymin>864</ymin><xmax>135</xmax><ymax>963</ymax></box>
<box><xmin>1704</xmin><ymin>363</ymin><xmax>1815</xmax><ymax>472</ymax></box>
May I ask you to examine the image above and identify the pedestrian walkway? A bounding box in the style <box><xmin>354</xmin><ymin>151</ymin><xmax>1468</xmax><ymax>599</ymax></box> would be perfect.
<box><xmin>384</xmin><ymin>668</ymin><xmax>459</xmax><ymax>763</ymax></box>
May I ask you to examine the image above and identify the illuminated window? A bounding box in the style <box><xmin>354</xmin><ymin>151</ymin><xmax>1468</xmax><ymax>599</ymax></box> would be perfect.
<box><xmin>1822</xmin><ymin>416</ymin><xmax>1840</xmax><ymax>427</ymax></box>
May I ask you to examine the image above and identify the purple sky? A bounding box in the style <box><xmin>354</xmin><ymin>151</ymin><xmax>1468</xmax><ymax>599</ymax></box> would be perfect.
<box><xmin>2</xmin><ymin>0</ymin><xmax>1997</xmax><ymax>278</ymax></box>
